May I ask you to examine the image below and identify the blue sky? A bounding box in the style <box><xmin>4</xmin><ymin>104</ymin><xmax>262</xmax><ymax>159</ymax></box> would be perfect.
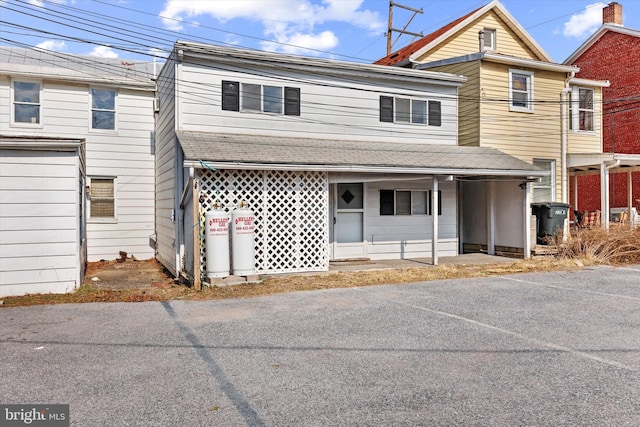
<box><xmin>1</xmin><ymin>0</ymin><xmax>639</xmax><ymax>64</ymax></box>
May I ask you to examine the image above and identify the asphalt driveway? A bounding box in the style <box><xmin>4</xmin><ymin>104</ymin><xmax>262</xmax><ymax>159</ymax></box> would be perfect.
<box><xmin>1</xmin><ymin>265</ymin><xmax>639</xmax><ymax>426</ymax></box>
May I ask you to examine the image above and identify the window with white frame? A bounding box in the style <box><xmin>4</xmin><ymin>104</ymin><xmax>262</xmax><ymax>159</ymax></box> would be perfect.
<box><xmin>569</xmin><ymin>87</ymin><xmax>594</xmax><ymax>132</ymax></box>
<box><xmin>483</xmin><ymin>28</ymin><xmax>496</xmax><ymax>50</ymax></box>
<box><xmin>89</xmin><ymin>178</ymin><xmax>115</xmax><ymax>219</ymax></box>
<box><xmin>221</xmin><ymin>80</ymin><xmax>300</xmax><ymax>115</ymax></box>
<box><xmin>532</xmin><ymin>159</ymin><xmax>555</xmax><ymax>202</ymax></box>
<box><xmin>380</xmin><ymin>190</ymin><xmax>441</xmax><ymax>216</ymax></box>
<box><xmin>13</xmin><ymin>81</ymin><xmax>42</xmax><ymax>124</ymax></box>
<box><xmin>509</xmin><ymin>70</ymin><xmax>534</xmax><ymax>112</ymax></box>
<box><xmin>379</xmin><ymin>96</ymin><xmax>442</xmax><ymax>126</ymax></box>
<box><xmin>91</xmin><ymin>88</ymin><xmax>116</xmax><ymax>130</ymax></box>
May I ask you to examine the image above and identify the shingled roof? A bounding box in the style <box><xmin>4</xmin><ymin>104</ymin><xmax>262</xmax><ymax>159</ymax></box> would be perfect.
<box><xmin>177</xmin><ymin>131</ymin><xmax>543</xmax><ymax>177</ymax></box>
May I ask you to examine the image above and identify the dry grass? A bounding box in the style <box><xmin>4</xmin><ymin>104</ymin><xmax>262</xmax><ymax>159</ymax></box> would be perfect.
<box><xmin>3</xmin><ymin>228</ymin><xmax>637</xmax><ymax>307</ymax></box>
<box><xmin>0</xmin><ymin>256</ymin><xmax>591</xmax><ymax>308</ymax></box>
<box><xmin>551</xmin><ymin>226</ymin><xmax>640</xmax><ymax>264</ymax></box>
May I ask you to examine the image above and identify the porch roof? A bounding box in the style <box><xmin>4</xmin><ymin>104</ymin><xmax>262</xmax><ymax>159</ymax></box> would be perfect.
<box><xmin>568</xmin><ymin>153</ymin><xmax>640</xmax><ymax>174</ymax></box>
<box><xmin>177</xmin><ymin>131</ymin><xmax>543</xmax><ymax>177</ymax></box>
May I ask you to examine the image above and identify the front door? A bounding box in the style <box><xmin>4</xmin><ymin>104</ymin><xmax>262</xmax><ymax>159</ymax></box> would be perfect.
<box><xmin>333</xmin><ymin>183</ymin><xmax>366</xmax><ymax>259</ymax></box>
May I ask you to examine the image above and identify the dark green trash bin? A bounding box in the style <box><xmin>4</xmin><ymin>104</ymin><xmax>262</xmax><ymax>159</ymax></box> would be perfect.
<box><xmin>531</xmin><ymin>202</ymin><xmax>570</xmax><ymax>244</ymax></box>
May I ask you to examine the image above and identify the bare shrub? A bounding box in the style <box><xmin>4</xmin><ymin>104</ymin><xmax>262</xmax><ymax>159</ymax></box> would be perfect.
<box><xmin>552</xmin><ymin>226</ymin><xmax>640</xmax><ymax>264</ymax></box>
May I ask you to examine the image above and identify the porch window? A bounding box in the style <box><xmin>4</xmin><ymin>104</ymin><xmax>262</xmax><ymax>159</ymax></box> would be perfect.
<box><xmin>91</xmin><ymin>88</ymin><xmax>116</xmax><ymax>130</ymax></box>
<box><xmin>89</xmin><ymin>177</ymin><xmax>115</xmax><ymax>219</ymax></box>
<box><xmin>222</xmin><ymin>80</ymin><xmax>300</xmax><ymax>115</ymax></box>
<box><xmin>379</xmin><ymin>96</ymin><xmax>441</xmax><ymax>126</ymax></box>
<box><xmin>380</xmin><ymin>190</ymin><xmax>439</xmax><ymax>215</ymax></box>
<box><xmin>13</xmin><ymin>80</ymin><xmax>41</xmax><ymax>124</ymax></box>
<box><xmin>532</xmin><ymin>159</ymin><xmax>555</xmax><ymax>202</ymax></box>
<box><xmin>570</xmin><ymin>87</ymin><xmax>594</xmax><ymax>132</ymax></box>
<box><xmin>509</xmin><ymin>70</ymin><xmax>534</xmax><ymax>112</ymax></box>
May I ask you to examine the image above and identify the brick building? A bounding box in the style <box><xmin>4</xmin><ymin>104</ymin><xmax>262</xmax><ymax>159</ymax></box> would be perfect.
<box><xmin>565</xmin><ymin>2</ymin><xmax>640</xmax><ymax>214</ymax></box>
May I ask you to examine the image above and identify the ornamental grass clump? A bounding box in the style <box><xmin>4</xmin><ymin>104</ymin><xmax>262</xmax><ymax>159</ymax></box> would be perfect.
<box><xmin>553</xmin><ymin>226</ymin><xmax>640</xmax><ymax>264</ymax></box>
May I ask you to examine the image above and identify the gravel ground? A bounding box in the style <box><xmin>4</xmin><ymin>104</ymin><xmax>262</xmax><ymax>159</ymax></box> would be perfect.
<box><xmin>1</xmin><ymin>264</ymin><xmax>639</xmax><ymax>426</ymax></box>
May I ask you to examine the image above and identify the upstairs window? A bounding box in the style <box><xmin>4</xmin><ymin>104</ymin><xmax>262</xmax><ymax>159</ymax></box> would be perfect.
<box><xmin>509</xmin><ymin>70</ymin><xmax>534</xmax><ymax>112</ymax></box>
<box><xmin>91</xmin><ymin>88</ymin><xmax>116</xmax><ymax>130</ymax></box>
<box><xmin>483</xmin><ymin>28</ymin><xmax>496</xmax><ymax>51</ymax></box>
<box><xmin>379</xmin><ymin>96</ymin><xmax>442</xmax><ymax>126</ymax></box>
<box><xmin>13</xmin><ymin>81</ymin><xmax>41</xmax><ymax>124</ymax></box>
<box><xmin>570</xmin><ymin>87</ymin><xmax>594</xmax><ymax>132</ymax></box>
<box><xmin>222</xmin><ymin>81</ymin><xmax>300</xmax><ymax>116</ymax></box>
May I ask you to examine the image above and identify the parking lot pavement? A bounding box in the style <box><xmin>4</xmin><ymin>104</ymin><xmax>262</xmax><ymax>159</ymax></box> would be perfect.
<box><xmin>1</xmin><ymin>265</ymin><xmax>639</xmax><ymax>426</ymax></box>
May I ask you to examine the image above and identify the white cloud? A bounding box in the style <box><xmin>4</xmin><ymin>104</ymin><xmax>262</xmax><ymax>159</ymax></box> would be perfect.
<box><xmin>261</xmin><ymin>30</ymin><xmax>339</xmax><ymax>55</ymax></box>
<box><xmin>563</xmin><ymin>2</ymin><xmax>606</xmax><ymax>38</ymax></box>
<box><xmin>36</xmin><ymin>40</ymin><xmax>66</xmax><ymax>51</ymax></box>
<box><xmin>88</xmin><ymin>46</ymin><xmax>119</xmax><ymax>58</ymax></box>
<box><xmin>159</xmin><ymin>0</ymin><xmax>384</xmax><ymax>55</ymax></box>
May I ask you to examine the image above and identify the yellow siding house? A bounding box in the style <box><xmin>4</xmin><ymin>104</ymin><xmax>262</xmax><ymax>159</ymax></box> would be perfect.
<box><xmin>377</xmin><ymin>0</ymin><xmax>609</xmax><ymax>253</ymax></box>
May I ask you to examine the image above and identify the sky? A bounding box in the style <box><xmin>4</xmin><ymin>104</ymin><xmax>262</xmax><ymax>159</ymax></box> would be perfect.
<box><xmin>1</xmin><ymin>0</ymin><xmax>640</xmax><ymax>64</ymax></box>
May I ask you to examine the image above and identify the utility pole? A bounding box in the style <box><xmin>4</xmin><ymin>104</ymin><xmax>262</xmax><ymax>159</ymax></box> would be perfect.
<box><xmin>387</xmin><ymin>1</ymin><xmax>424</xmax><ymax>55</ymax></box>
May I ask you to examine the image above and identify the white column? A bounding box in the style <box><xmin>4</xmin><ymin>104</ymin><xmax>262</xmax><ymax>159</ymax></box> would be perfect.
<box><xmin>573</xmin><ymin>175</ymin><xmax>579</xmax><ymax>211</ymax></box>
<box><xmin>524</xmin><ymin>182</ymin><xmax>531</xmax><ymax>259</ymax></box>
<box><xmin>600</xmin><ymin>163</ymin><xmax>610</xmax><ymax>229</ymax></box>
<box><xmin>628</xmin><ymin>171</ymin><xmax>633</xmax><ymax>223</ymax></box>
<box><xmin>487</xmin><ymin>181</ymin><xmax>496</xmax><ymax>255</ymax></box>
<box><xmin>432</xmin><ymin>176</ymin><xmax>439</xmax><ymax>266</ymax></box>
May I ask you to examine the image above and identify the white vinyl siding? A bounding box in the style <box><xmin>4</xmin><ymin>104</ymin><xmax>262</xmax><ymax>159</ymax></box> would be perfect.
<box><xmin>366</xmin><ymin>180</ymin><xmax>457</xmax><ymax>260</ymax></box>
<box><xmin>0</xmin><ymin>150</ymin><xmax>81</xmax><ymax>297</ymax></box>
<box><xmin>2</xmin><ymin>77</ymin><xmax>155</xmax><ymax>262</ymax></box>
<box><xmin>180</xmin><ymin>64</ymin><xmax>458</xmax><ymax>144</ymax></box>
<box><xmin>155</xmin><ymin>52</ymin><xmax>179</xmax><ymax>274</ymax></box>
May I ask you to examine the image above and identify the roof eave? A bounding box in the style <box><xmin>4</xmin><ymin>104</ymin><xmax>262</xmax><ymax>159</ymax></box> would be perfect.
<box><xmin>175</xmin><ymin>41</ymin><xmax>466</xmax><ymax>85</ymax></box>
<box><xmin>564</xmin><ymin>24</ymin><xmax>640</xmax><ymax>65</ymax></box>
<box><xmin>183</xmin><ymin>159</ymin><xmax>545</xmax><ymax>177</ymax></box>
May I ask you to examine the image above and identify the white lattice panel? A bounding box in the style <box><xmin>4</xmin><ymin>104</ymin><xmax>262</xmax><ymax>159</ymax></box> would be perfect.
<box><xmin>198</xmin><ymin>169</ymin><xmax>329</xmax><ymax>275</ymax></box>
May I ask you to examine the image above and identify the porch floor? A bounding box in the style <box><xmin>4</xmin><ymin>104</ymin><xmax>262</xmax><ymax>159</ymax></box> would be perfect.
<box><xmin>328</xmin><ymin>253</ymin><xmax>515</xmax><ymax>272</ymax></box>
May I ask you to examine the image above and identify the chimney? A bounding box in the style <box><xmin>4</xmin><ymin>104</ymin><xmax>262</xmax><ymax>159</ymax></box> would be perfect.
<box><xmin>602</xmin><ymin>2</ymin><xmax>623</xmax><ymax>25</ymax></box>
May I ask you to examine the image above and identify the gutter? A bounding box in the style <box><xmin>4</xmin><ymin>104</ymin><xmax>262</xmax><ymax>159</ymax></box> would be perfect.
<box><xmin>182</xmin><ymin>160</ymin><xmax>546</xmax><ymax>177</ymax></box>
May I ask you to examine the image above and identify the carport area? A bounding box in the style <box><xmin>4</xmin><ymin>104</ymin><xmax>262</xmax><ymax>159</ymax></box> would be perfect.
<box><xmin>2</xmin><ymin>265</ymin><xmax>639</xmax><ymax>425</ymax></box>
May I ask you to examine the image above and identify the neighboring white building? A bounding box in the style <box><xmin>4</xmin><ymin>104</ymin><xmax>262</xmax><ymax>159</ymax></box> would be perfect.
<box><xmin>0</xmin><ymin>47</ymin><xmax>156</xmax><ymax>297</ymax></box>
<box><xmin>156</xmin><ymin>42</ymin><xmax>544</xmax><ymax>286</ymax></box>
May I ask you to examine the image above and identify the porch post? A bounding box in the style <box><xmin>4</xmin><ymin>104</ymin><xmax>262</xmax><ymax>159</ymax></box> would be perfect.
<box><xmin>600</xmin><ymin>163</ymin><xmax>610</xmax><ymax>229</ymax></box>
<box><xmin>573</xmin><ymin>174</ymin><xmax>578</xmax><ymax>211</ymax></box>
<box><xmin>432</xmin><ymin>175</ymin><xmax>439</xmax><ymax>266</ymax></box>
<box><xmin>487</xmin><ymin>181</ymin><xmax>496</xmax><ymax>255</ymax></box>
<box><xmin>628</xmin><ymin>171</ymin><xmax>633</xmax><ymax>223</ymax></box>
<box><xmin>524</xmin><ymin>182</ymin><xmax>531</xmax><ymax>259</ymax></box>
<box><xmin>193</xmin><ymin>176</ymin><xmax>201</xmax><ymax>290</ymax></box>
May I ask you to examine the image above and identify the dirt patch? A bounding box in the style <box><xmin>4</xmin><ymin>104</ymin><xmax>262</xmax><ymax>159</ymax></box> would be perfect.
<box><xmin>84</xmin><ymin>258</ymin><xmax>177</xmax><ymax>290</ymax></box>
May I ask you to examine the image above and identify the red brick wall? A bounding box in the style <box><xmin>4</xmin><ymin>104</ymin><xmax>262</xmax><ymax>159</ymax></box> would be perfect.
<box><xmin>570</xmin><ymin>30</ymin><xmax>640</xmax><ymax>211</ymax></box>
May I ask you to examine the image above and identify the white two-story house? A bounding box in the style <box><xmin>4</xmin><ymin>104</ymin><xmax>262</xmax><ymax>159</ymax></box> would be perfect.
<box><xmin>0</xmin><ymin>47</ymin><xmax>156</xmax><ymax>297</ymax></box>
<box><xmin>156</xmin><ymin>42</ymin><xmax>544</xmax><ymax>287</ymax></box>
